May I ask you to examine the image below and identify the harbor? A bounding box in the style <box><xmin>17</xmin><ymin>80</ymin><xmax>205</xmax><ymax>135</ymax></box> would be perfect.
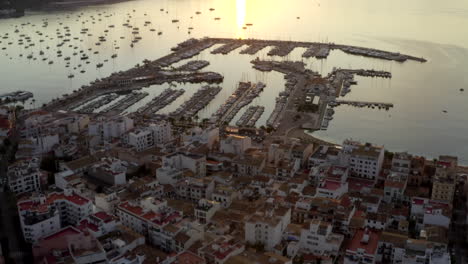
<box><xmin>236</xmin><ymin>105</ymin><xmax>265</xmax><ymax>127</ymax></box>
<box><xmin>75</xmin><ymin>93</ymin><xmax>119</xmax><ymax>113</ymax></box>
<box><xmin>169</xmin><ymin>85</ymin><xmax>222</xmax><ymax>119</ymax></box>
<box><xmin>101</xmin><ymin>91</ymin><xmax>148</xmax><ymax>114</ymax></box>
<box><xmin>137</xmin><ymin>88</ymin><xmax>184</xmax><ymax>115</ymax></box>
<box><xmin>330</xmin><ymin>100</ymin><xmax>393</xmax><ymax>109</ymax></box>
<box><xmin>210</xmin><ymin>81</ymin><xmax>265</xmax><ymax>124</ymax></box>
<box><xmin>0</xmin><ymin>91</ymin><xmax>33</xmax><ymax>104</ymax></box>
<box><xmin>38</xmin><ymin>37</ymin><xmax>425</xmax><ymax>117</ymax></box>
<box><xmin>175</xmin><ymin>60</ymin><xmax>210</xmax><ymax>72</ymax></box>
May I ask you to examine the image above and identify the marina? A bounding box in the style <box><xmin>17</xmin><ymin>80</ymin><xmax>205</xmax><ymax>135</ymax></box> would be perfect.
<box><xmin>76</xmin><ymin>93</ymin><xmax>119</xmax><ymax>113</ymax></box>
<box><xmin>175</xmin><ymin>60</ymin><xmax>210</xmax><ymax>72</ymax></box>
<box><xmin>101</xmin><ymin>91</ymin><xmax>149</xmax><ymax>114</ymax></box>
<box><xmin>0</xmin><ymin>91</ymin><xmax>33</xmax><ymax>103</ymax></box>
<box><xmin>137</xmin><ymin>88</ymin><xmax>185</xmax><ymax>115</ymax></box>
<box><xmin>236</xmin><ymin>105</ymin><xmax>265</xmax><ymax>127</ymax></box>
<box><xmin>210</xmin><ymin>81</ymin><xmax>266</xmax><ymax>124</ymax></box>
<box><xmin>330</xmin><ymin>100</ymin><xmax>394</xmax><ymax>109</ymax></box>
<box><xmin>170</xmin><ymin>85</ymin><xmax>222</xmax><ymax>119</ymax></box>
<box><xmin>211</xmin><ymin>41</ymin><xmax>245</xmax><ymax>55</ymax></box>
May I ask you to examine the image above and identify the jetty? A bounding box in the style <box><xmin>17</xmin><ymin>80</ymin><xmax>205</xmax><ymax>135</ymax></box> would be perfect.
<box><xmin>138</xmin><ymin>88</ymin><xmax>184</xmax><ymax>115</ymax></box>
<box><xmin>101</xmin><ymin>92</ymin><xmax>148</xmax><ymax>113</ymax></box>
<box><xmin>236</xmin><ymin>106</ymin><xmax>265</xmax><ymax>127</ymax></box>
<box><xmin>176</xmin><ymin>60</ymin><xmax>210</xmax><ymax>71</ymax></box>
<box><xmin>330</xmin><ymin>100</ymin><xmax>393</xmax><ymax>109</ymax></box>
<box><xmin>77</xmin><ymin>93</ymin><xmax>119</xmax><ymax>113</ymax></box>
<box><xmin>211</xmin><ymin>82</ymin><xmax>265</xmax><ymax>124</ymax></box>
<box><xmin>170</xmin><ymin>85</ymin><xmax>221</xmax><ymax>118</ymax></box>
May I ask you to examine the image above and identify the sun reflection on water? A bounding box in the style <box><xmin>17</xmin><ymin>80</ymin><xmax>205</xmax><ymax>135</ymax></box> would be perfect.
<box><xmin>236</xmin><ymin>0</ymin><xmax>246</xmax><ymax>39</ymax></box>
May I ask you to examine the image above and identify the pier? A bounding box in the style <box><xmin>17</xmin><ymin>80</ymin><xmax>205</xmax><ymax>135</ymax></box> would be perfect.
<box><xmin>138</xmin><ymin>88</ymin><xmax>185</xmax><ymax>115</ymax></box>
<box><xmin>240</xmin><ymin>42</ymin><xmax>269</xmax><ymax>55</ymax></box>
<box><xmin>176</xmin><ymin>60</ymin><xmax>210</xmax><ymax>71</ymax></box>
<box><xmin>236</xmin><ymin>105</ymin><xmax>265</xmax><ymax>127</ymax></box>
<box><xmin>101</xmin><ymin>91</ymin><xmax>148</xmax><ymax>114</ymax></box>
<box><xmin>77</xmin><ymin>93</ymin><xmax>119</xmax><ymax>113</ymax></box>
<box><xmin>211</xmin><ymin>41</ymin><xmax>245</xmax><ymax>55</ymax></box>
<box><xmin>268</xmin><ymin>44</ymin><xmax>296</xmax><ymax>57</ymax></box>
<box><xmin>211</xmin><ymin>82</ymin><xmax>265</xmax><ymax>124</ymax></box>
<box><xmin>170</xmin><ymin>85</ymin><xmax>221</xmax><ymax>118</ymax></box>
<box><xmin>331</xmin><ymin>100</ymin><xmax>393</xmax><ymax>109</ymax></box>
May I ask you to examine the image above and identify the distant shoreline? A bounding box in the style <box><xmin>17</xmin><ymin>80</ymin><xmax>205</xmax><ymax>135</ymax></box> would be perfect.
<box><xmin>0</xmin><ymin>0</ymin><xmax>130</xmax><ymax>19</ymax></box>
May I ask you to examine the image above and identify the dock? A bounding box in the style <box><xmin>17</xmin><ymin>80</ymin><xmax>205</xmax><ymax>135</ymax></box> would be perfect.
<box><xmin>77</xmin><ymin>93</ymin><xmax>119</xmax><ymax>113</ymax></box>
<box><xmin>101</xmin><ymin>91</ymin><xmax>148</xmax><ymax>114</ymax></box>
<box><xmin>268</xmin><ymin>44</ymin><xmax>296</xmax><ymax>57</ymax></box>
<box><xmin>176</xmin><ymin>60</ymin><xmax>210</xmax><ymax>71</ymax></box>
<box><xmin>138</xmin><ymin>88</ymin><xmax>185</xmax><ymax>115</ymax></box>
<box><xmin>170</xmin><ymin>85</ymin><xmax>221</xmax><ymax>118</ymax></box>
<box><xmin>211</xmin><ymin>82</ymin><xmax>265</xmax><ymax>124</ymax></box>
<box><xmin>236</xmin><ymin>105</ymin><xmax>265</xmax><ymax>127</ymax></box>
<box><xmin>211</xmin><ymin>41</ymin><xmax>244</xmax><ymax>55</ymax></box>
<box><xmin>240</xmin><ymin>42</ymin><xmax>269</xmax><ymax>55</ymax></box>
<box><xmin>43</xmin><ymin>37</ymin><xmax>425</xmax><ymax>113</ymax></box>
<box><xmin>331</xmin><ymin>100</ymin><xmax>393</xmax><ymax>109</ymax></box>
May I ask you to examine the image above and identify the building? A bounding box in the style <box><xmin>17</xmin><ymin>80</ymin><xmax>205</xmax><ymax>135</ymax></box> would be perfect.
<box><xmin>431</xmin><ymin>176</ymin><xmax>455</xmax><ymax>203</ymax></box>
<box><xmin>383</xmin><ymin>179</ymin><xmax>407</xmax><ymax>203</ymax></box>
<box><xmin>17</xmin><ymin>188</ymin><xmax>92</xmax><ymax>243</ymax></box>
<box><xmin>342</xmin><ymin>140</ymin><xmax>384</xmax><ymax>182</ymax></box>
<box><xmin>245</xmin><ymin>207</ymin><xmax>291</xmax><ymax>251</ymax></box>
<box><xmin>315</xmin><ymin>166</ymin><xmax>349</xmax><ymax>199</ymax></box>
<box><xmin>89</xmin><ymin>157</ymin><xmax>127</xmax><ymax>186</ymax></box>
<box><xmin>159</xmin><ymin>152</ymin><xmax>207</xmax><ymax>180</ymax></box>
<box><xmin>376</xmin><ymin>231</ymin><xmax>407</xmax><ymax>264</ymax></box>
<box><xmin>199</xmin><ymin>236</ymin><xmax>245</xmax><ymax>264</ymax></box>
<box><xmin>127</xmin><ymin>122</ymin><xmax>173</xmax><ymax>151</ymax></box>
<box><xmin>410</xmin><ymin>197</ymin><xmax>451</xmax><ymax>231</ymax></box>
<box><xmin>7</xmin><ymin>157</ymin><xmax>45</xmax><ymax>195</ymax></box>
<box><xmin>299</xmin><ymin>219</ymin><xmax>343</xmax><ymax>258</ymax></box>
<box><xmin>344</xmin><ymin>229</ymin><xmax>380</xmax><ymax>264</ymax></box>
<box><xmin>88</xmin><ymin>115</ymin><xmax>134</xmax><ymax>142</ymax></box>
<box><xmin>194</xmin><ymin>199</ymin><xmax>220</xmax><ymax>224</ymax></box>
<box><xmin>220</xmin><ymin>135</ymin><xmax>252</xmax><ymax>155</ymax></box>
<box><xmin>390</xmin><ymin>152</ymin><xmax>412</xmax><ymax>179</ymax></box>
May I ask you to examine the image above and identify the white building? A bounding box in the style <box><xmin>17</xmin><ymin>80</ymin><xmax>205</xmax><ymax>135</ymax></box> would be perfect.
<box><xmin>88</xmin><ymin>116</ymin><xmax>134</xmax><ymax>142</ymax></box>
<box><xmin>315</xmin><ymin>166</ymin><xmax>349</xmax><ymax>199</ymax></box>
<box><xmin>158</xmin><ymin>152</ymin><xmax>207</xmax><ymax>179</ymax></box>
<box><xmin>17</xmin><ymin>188</ymin><xmax>92</xmax><ymax>243</ymax></box>
<box><xmin>194</xmin><ymin>199</ymin><xmax>221</xmax><ymax>224</ymax></box>
<box><xmin>16</xmin><ymin>134</ymin><xmax>60</xmax><ymax>158</ymax></box>
<box><xmin>89</xmin><ymin>157</ymin><xmax>127</xmax><ymax>186</ymax></box>
<box><xmin>341</xmin><ymin>140</ymin><xmax>384</xmax><ymax>182</ymax></box>
<box><xmin>182</xmin><ymin>126</ymin><xmax>219</xmax><ymax>150</ymax></box>
<box><xmin>220</xmin><ymin>135</ymin><xmax>252</xmax><ymax>155</ymax></box>
<box><xmin>411</xmin><ymin>197</ymin><xmax>451</xmax><ymax>231</ymax></box>
<box><xmin>127</xmin><ymin>122</ymin><xmax>173</xmax><ymax>151</ymax></box>
<box><xmin>116</xmin><ymin>197</ymin><xmax>182</xmax><ymax>242</ymax></box>
<box><xmin>245</xmin><ymin>207</ymin><xmax>291</xmax><ymax>251</ymax></box>
<box><xmin>8</xmin><ymin>157</ymin><xmax>44</xmax><ymax>195</ymax></box>
<box><xmin>390</xmin><ymin>152</ymin><xmax>412</xmax><ymax>179</ymax></box>
<box><xmin>299</xmin><ymin>219</ymin><xmax>343</xmax><ymax>257</ymax></box>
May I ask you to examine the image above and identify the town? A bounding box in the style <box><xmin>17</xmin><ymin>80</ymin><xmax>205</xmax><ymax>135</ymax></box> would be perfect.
<box><xmin>0</xmin><ymin>38</ymin><xmax>466</xmax><ymax>264</ymax></box>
